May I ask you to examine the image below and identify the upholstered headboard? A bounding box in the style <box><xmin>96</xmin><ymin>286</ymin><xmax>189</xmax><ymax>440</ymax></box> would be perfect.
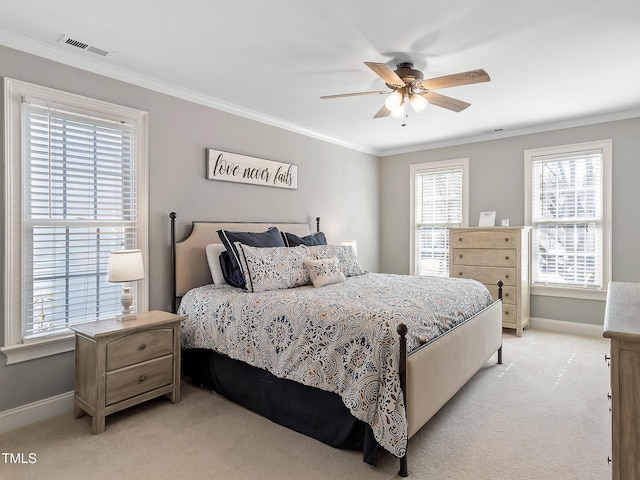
<box><xmin>169</xmin><ymin>212</ymin><xmax>317</xmax><ymax>312</ymax></box>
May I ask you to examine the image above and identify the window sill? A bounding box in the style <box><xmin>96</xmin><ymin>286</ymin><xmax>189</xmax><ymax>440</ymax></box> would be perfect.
<box><xmin>530</xmin><ymin>285</ymin><xmax>607</xmax><ymax>301</ymax></box>
<box><xmin>1</xmin><ymin>334</ymin><xmax>75</xmax><ymax>365</ymax></box>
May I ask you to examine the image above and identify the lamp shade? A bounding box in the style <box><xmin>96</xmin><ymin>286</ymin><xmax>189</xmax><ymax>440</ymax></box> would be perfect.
<box><xmin>108</xmin><ymin>249</ymin><xmax>145</xmax><ymax>282</ymax></box>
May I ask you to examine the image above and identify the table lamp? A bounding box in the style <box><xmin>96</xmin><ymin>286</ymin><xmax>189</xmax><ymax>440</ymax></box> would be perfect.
<box><xmin>108</xmin><ymin>249</ymin><xmax>145</xmax><ymax>321</ymax></box>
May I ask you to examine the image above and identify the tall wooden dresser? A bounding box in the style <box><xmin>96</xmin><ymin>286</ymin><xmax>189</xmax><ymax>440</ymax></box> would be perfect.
<box><xmin>603</xmin><ymin>282</ymin><xmax>640</xmax><ymax>480</ymax></box>
<box><xmin>449</xmin><ymin>227</ymin><xmax>530</xmax><ymax>336</ymax></box>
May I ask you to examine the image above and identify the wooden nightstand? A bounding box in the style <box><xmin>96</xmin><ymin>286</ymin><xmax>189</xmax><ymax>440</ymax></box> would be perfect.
<box><xmin>70</xmin><ymin>310</ymin><xmax>184</xmax><ymax>434</ymax></box>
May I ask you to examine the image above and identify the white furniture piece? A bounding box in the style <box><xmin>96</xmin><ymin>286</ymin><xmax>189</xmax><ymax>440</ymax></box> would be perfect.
<box><xmin>603</xmin><ymin>281</ymin><xmax>640</xmax><ymax>480</ymax></box>
<box><xmin>70</xmin><ymin>310</ymin><xmax>184</xmax><ymax>434</ymax></box>
<box><xmin>449</xmin><ymin>226</ymin><xmax>530</xmax><ymax>336</ymax></box>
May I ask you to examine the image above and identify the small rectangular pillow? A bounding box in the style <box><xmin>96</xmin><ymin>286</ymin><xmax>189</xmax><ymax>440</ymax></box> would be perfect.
<box><xmin>235</xmin><ymin>243</ymin><xmax>310</xmax><ymax>293</ymax></box>
<box><xmin>217</xmin><ymin>227</ymin><xmax>285</xmax><ymax>288</ymax></box>
<box><xmin>303</xmin><ymin>258</ymin><xmax>346</xmax><ymax>288</ymax></box>
<box><xmin>282</xmin><ymin>231</ymin><xmax>327</xmax><ymax>247</ymax></box>
<box><xmin>306</xmin><ymin>244</ymin><xmax>365</xmax><ymax>277</ymax></box>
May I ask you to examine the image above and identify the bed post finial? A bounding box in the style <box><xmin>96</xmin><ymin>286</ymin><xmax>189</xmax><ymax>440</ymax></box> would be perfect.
<box><xmin>316</xmin><ymin>217</ymin><xmax>320</xmax><ymax>233</ymax></box>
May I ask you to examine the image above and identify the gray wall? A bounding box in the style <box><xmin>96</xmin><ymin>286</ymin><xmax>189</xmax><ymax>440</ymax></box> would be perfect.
<box><xmin>0</xmin><ymin>45</ymin><xmax>379</xmax><ymax>411</ymax></box>
<box><xmin>379</xmin><ymin>117</ymin><xmax>640</xmax><ymax>325</ymax></box>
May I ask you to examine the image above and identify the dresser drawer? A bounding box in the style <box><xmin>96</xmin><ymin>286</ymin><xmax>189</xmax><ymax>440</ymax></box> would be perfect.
<box><xmin>105</xmin><ymin>355</ymin><xmax>173</xmax><ymax>406</ymax></box>
<box><xmin>502</xmin><ymin>304</ymin><xmax>518</xmax><ymax>326</ymax></box>
<box><xmin>451</xmin><ymin>231</ymin><xmax>518</xmax><ymax>249</ymax></box>
<box><xmin>452</xmin><ymin>265</ymin><xmax>517</xmax><ymax>286</ymax></box>
<box><xmin>106</xmin><ymin>329</ymin><xmax>174</xmax><ymax>371</ymax></box>
<box><xmin>485</xmin><ymin>284</ymin><xmax>517</xmax><ymax>304</ymax></box>
<box><xmin>453</xmin><ymin>248</ymin><xmax>516</xmax><ymax>267</ymax></box>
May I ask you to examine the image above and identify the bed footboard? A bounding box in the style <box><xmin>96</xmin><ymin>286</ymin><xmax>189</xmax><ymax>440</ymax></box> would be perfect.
<box><xmin>397</xmin><ymin>283</ymin><xmax>503</xmax><ymax>477</ymax></box>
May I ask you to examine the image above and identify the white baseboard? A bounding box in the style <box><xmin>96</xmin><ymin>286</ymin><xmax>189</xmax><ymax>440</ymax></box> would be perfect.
<box><xmin>530</xmin><ymin>317</ymin><xmax>604</xmax><ymax>337</ymax></box>
<box><xmin>0</xmin><ymin>391</ymin><xmax>74</xmax><ymax>434</ymax></box>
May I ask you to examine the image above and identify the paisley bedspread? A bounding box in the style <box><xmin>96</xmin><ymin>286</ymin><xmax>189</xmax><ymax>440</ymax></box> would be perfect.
<box><xmin>178</xmin><ymin>272</ymin><xmax>493</xmax><ymax>457</ymax></box>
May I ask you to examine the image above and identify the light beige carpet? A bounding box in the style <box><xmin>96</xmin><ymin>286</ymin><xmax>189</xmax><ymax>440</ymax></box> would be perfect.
<box><xmin>0</xmin><ymin>329</ymin><xmax>611</xmax><ymax>480</ymax></box>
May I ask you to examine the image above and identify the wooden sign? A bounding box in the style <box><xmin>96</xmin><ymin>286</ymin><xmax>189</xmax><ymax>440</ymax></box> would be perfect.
<box><xmin>206</xmin><ymin>149</ymin><xmax>298</xmax><ymax>189</ymax></box>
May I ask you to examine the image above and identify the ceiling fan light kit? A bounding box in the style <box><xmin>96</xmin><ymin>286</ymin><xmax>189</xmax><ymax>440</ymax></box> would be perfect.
<box><xmin>321</xmin><ymin>61</ymin><xmax>490</xmax><ymax>121</ymax></box>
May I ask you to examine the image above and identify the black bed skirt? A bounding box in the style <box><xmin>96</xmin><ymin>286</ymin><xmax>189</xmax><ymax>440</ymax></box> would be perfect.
<box><xmin>182</xmin><ymin>348</ymin><xmax>379</xmax><ymax>465</ymax></box>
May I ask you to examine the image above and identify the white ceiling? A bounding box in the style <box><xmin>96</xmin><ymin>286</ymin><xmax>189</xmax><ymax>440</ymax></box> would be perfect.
<box><xmin>2</xmin><ymin>0</ymin><xmax>639</xmax><ymax>155</ymax></box>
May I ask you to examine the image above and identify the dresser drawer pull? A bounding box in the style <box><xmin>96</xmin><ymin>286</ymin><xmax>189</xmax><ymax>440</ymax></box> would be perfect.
<box><xmin>505</xmin><ymin>256</ymin><xmax>509</xmax><ymax>260</ymax></box>
<box><xmin>458</xmin><ymin>237</ymin><xmax>462</xmax><ymax>242</ymax></box>
<box><xmin>459</xmin><ymin>254</ymin><xmax>463</xmax><ymax>259</ymax></box>
<box><xmin>504</xmin><ymin>238</ymin><xmax>509</xmax><ymax>242</ymax></box>
<box><xmin>139</xmin><ymin>343</ymin><xmax>147</xmax><ymax>350</ymax></box>
<box><xmin>505</xmin><ymin>274</ymin><xmax>509</xmax><ymax>279</ymax></box>
<box><xmin>139</xmin><ymin>375</ymin><xmax>147</xmax><ymax>382</ymax></box>
<box><xmin>458</xmin><ymin>272</ymin><xmax>463</xmax><ymax>276</ymax></box>
<box><xmin>504</xmin><ymin>311</ymin><xmax>509</xmax><ymax>315</ymax></box>
<box><xmin>504</xmin><ymin>293</ymin><xmax>509</xmax><ymax>297</ymax></box>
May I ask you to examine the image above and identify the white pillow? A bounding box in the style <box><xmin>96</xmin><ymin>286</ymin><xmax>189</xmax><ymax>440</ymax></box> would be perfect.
<box><xmin>303</xmin><ymin>258</ymin><xmax>346</xmax><ymax>288</ymax></box>
<box><xmin>205</xmin><ymin>243</ymin><xmax>227</xmax><ymax>284</ymax></box>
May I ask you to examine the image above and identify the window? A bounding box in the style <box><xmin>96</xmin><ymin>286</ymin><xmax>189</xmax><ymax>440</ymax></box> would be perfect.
<box><xmin>525</xmin><ymin>140</ymin><xmax>612</xmax><ymax>299</ymax></box>
<box><xmin>410</xmin><ymin>159</ymin><xmax>469</xmax><ymax>276</ymax></box>
<box><xmin>3</xmin><ymin>78</ymin><xmax>148</xmax><ymax>364</ymax></box>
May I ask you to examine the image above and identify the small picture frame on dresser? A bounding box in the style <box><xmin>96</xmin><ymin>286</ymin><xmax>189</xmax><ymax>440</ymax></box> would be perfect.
<box><xmin>478</xmin><ymin>211</ymin><xmax>496</xmax><ymax>227</ymax></box>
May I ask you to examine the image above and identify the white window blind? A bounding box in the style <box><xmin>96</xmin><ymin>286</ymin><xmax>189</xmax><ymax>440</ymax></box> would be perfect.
<box><xmin>530</xmin><ymin>150</ymin><xmax>603</xmax><ymax>288</ymax></box>
<box><xmin>21</xmin><ymin>100</ymin><xmax>138</xmax><ymax>338</ymax></box>
<box><xmin>413</xmin><ymin>163</ymin><xmax>465</xmax><ymax>276</ymax></box>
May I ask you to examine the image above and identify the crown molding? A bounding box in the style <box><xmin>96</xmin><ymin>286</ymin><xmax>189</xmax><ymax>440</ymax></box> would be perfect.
<box><xmin>0</xmin><ymin>29</ymin><xmax>378</xmax><ymax>156</ymax></box>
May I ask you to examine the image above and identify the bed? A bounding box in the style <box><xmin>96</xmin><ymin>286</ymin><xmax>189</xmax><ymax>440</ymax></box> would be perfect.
<box><xmin>169</xmin><ymin>213</ymin><xmax>503</xmax><ymax>476</ymax></box>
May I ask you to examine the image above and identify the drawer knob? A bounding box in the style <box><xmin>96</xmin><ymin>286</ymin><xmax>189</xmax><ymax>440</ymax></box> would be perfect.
<box><xmin>139</xmin><ymin>375</ymin><xmax>147</xmax><ymax>382</ymax></box>
<box><xmin>459</xmin><ymin>272</ymin><xmax>463</xmax><ymax>276</ymax></box>
<box><xmin>505</xmin><ymin>256</ymin><xmax>509</xmax><ymax>260</ymax></box>
<box><xmin>459</xmin><ymin>254</ymin><xmax>463</xmax><ymax>259</ymax></box>
<box><xmin>505</xmin><ymin>293</ymin><xmax>509</xmax><ymax>297</ymax></box>
<box><xmin>458</xmin><ymin>237</ymin><xmax>462</xmax><ymax>242</ymax></box>
<box><xmin>505</xmin><ymin>311</ymin><xmax>509</xmax><ymax>315</ymax></box>
<box><xmin>505</xmin><ymin>274</ymin><xmax>509</xmax><ymax>279</ymax></box>
<box><xmin>139</xmin><ymin>343</ymin><xmax>147</xmax><ymax>350</ymax></box>
<box><xmin>504</xmin><ymin>238</ymin><xmax>509</xmax><ymax>242</ymax></box>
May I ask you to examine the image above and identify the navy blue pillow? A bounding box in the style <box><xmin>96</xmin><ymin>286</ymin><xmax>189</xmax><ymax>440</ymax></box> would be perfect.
<box><xmin>217</xmin><ymin>227</ymin><xmax>285</xmax><ymax>288</ymax></box>
<box><xmin>282</xmin><ymin>231</ymin><xmax>327</xmax><ymax>247</ymax></box>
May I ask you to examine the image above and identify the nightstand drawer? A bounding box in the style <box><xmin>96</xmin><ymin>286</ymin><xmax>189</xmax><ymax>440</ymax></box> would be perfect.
<box><xmin>453</xmin><ymin>248</ymin><xmax>516</xmax><ymax>267</ymax></box>
<box><xmin>106</xmin><ymin>328</ymin><xmax>174</xmax><ymax>371</ymax></box>
<box><xmin>451</xmin><ymin>231</ymin><xmax>517</xmax><ymax>249</ymax></box>
<box><xmin>106</xmin><ymin>355</ymin><xmax>173</xmax><ymax>405</ymax></box>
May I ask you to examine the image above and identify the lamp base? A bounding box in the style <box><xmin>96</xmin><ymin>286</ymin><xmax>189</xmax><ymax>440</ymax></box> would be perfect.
<box><xmin>116</xmin><ymin>313</ymin><xmax>138</xmax><ymax>322</ymax></box>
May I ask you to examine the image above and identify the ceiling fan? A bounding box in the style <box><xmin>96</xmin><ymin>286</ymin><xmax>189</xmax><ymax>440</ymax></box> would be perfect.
<box><xmin>321</xmin><ymin>62</ymin><xmax>490</xmax><ymax>119</ymax></box>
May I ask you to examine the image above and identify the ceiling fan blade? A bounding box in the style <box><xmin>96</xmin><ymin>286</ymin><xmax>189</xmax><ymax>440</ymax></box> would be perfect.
<box><xmin>419</xmin><ymin>69</ymin><xmax>490</xmax><ymax>90</ymax></box>
<box><xmin>320</xmin><ymin>90</ymin><xmax>388</xmax><ymax>100</ymax></box>
<box><xmin>373</xmin><ymin>105</ymin><xmax>391</xmax><ymax>118</ymax></box>
<box><xmin>364</xmin><ymin>62</ymin><xmax>405</xmax><ymax>87</ymax></box>
<box><xmin>421</xmin><ymin>91</ymin><xmax>471</xmax><ymax>112</ymax></box>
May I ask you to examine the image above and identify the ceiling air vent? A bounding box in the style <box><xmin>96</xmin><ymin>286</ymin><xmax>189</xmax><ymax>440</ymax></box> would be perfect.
<box><xmin>58</xmin><ymin>35</ymin><xmax>112</xmax><ymax>57</ymax></box>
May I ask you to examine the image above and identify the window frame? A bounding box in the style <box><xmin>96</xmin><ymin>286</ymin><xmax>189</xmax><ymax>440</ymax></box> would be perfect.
<box><xmin>2</xmin><ymin>78</ymin><xmax>149</xmax><ymax>364</ymax></box>
<box><xmin>409</xmin><ymin>158</ymin><xmax>469</xmax><ymax>276</ymax></box>
<box><xmin>524</xmin><ymin>139</ymin><xmax>612</xmax><ymax>301</ymax></box>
